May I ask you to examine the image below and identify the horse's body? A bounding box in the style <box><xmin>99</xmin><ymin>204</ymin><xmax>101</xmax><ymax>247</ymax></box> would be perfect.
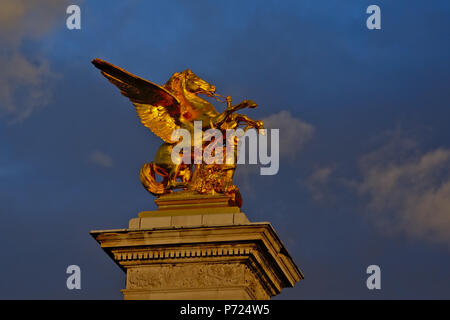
<box><xmin>142</xmin><ymin>69</ymin><xmax>264</xmax><ymax>195</ymax></box>
<box><xmin>116</xmin><ymin>68</ymin><xmax>261</xmax><ymax>196</ymax></box>
<box><xmin>147</xmin><ymin>69</ymin><xmax>219</xmax><ymax>190</ymax></box>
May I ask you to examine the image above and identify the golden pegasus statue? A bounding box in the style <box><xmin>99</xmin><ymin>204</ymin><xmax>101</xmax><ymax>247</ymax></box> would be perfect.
<box><xmin>92</xmin><ymin>59</ymin><xmax>263</xmax><ymax>207</ymax></box>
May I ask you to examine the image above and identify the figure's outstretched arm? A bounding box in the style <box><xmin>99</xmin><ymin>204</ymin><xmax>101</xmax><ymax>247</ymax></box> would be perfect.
<box><xmin>212</xmin><ymin>99</ymin><xmax>258</xmax><ymax>128</ymax></box>
<box><xmin>234</xmin><ymin>114</ymin><xmax>264</xmax><ymax>131</ymax></box>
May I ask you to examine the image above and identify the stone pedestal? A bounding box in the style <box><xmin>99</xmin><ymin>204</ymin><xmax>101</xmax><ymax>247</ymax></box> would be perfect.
<box><xmin>90</xmin><ymin>192</ymin><xmax>303</xmax><ymax>300</ymax></box>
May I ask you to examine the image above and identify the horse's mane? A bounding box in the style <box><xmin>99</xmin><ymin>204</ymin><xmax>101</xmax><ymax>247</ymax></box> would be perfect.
<box><xmin>163</xmin><ymin>71</ymin><xmax>182</xmax><ymax>94</ymax></box>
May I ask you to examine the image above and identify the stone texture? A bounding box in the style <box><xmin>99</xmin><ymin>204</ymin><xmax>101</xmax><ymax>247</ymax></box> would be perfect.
<box><xmin>124</xmin><ymin>263</ymin><xmax>268</xmax><ymax>300</ymax></box>
<box><xmin>91</xmin><ymin>220</ymin><xmax>303</xmax><ymax>300</ymax></box>
<box><xmin>129</xmin><ymin>212</ymin><xmax>250</xmax><ymax>229</ymax></box>
<box><xmin>91</xmin><ymin>191</ymin><xmax>302</xmax><ymax>300</ymax></box>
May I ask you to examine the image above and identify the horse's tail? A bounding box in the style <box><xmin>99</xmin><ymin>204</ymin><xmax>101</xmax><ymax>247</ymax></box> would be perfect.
<box><xmin>139</xmin><ymin>162</ymin><xmax>167</xmax><ymax>196</ymax></box>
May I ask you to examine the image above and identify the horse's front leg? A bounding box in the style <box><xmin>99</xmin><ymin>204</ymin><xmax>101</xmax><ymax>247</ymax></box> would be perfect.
<box><xmin>212</xmin><ymin>99</ymin><xmax>258</xmax><ymax>128</ymax></box>
<box><xmin>225</xmin><ymin>99</ymin><xmax>257</xmax><ymax>113</ymax></box>
<box><xmin>167</xmin><ymin>164</ymin><xmax>189</xmax><ymax>189</ymax></box>
<box><xmin>234</xmin><ymin>114</ymin><xmax>264</xmax><ymax>131</ymax></box>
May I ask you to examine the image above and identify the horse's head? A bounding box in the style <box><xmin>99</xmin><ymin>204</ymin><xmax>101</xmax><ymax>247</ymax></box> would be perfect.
<box><xmin>164</xmin><ymin>69</ymin><xmax>220</xmax><ymax>120</ymax></box>
<box><xmin>182</xmin><ymin>69</ymin><xmax>216</xmax><ymax>97</ymax></box>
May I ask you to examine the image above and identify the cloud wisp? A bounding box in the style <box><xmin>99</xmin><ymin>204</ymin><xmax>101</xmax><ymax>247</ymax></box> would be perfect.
<box><xmin>358</xmin><ymin>134</ymin><xmax>450</xmax><ymax>246</ymax></box>
<box><xmin>262</xmin><ymin>110</ymin><xmax>315</xmax><ymax>159</ymax></box>
<box><xmin>305</xmin><ymin>165</ymin><xmax>335</xmax><ymax>201</ymax></box>
<box><xmin>89</xmin><ymin>151</ymin><xmax>114</xmax><ymax>168</ymax></box>
<box><xmin>0</xmin><ymin>0</ymin><xmax>70</xmax><ymax>121</ymax></box>
<box><xmin>235</xmin><ymin>110</ymin><xmax>314</xmax><ymax>190</ymax></box>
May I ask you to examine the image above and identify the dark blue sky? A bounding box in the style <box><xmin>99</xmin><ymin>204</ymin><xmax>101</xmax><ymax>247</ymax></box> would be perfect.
<box><xmin>1</xmin><ymin>0</ymin><xmax>449</xmax><ymax>299</ymax></box>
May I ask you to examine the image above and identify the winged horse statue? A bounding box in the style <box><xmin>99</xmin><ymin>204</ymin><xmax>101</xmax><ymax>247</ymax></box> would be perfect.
<box><xmin>92</xmin><ymin>59</ymin><xmax>263</xmax><ymax>207</ymax></box>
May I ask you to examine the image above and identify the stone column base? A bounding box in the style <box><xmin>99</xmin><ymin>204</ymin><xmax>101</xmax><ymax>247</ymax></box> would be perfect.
<box><xmin>90</xmin><ymin>192</ymin><xmax>303</xmax><ymax>300</ymax></box>
<box><xmin>91</xmin><ymin>217</ymin><xmax>303</xmax><ymax>300</ymax></box>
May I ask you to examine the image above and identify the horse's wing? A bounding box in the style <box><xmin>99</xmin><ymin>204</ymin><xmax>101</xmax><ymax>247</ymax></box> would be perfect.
<box><xmin>92</xmin><ymin>58</ymin><xmax>182</xmax><ymax>143</ymax></box>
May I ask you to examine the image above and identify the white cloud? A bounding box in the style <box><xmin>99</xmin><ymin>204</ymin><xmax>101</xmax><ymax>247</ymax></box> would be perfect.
<box><xmin>89</xmin><ymin>151</ymin><xmax>114</xmax><ymax>168</ymax></box>
<box><xmin>262</xmin><ymin>110</ymin><xmax>314</xmax><ymax>159</ymax></box>
<box><xmin>0</xmin><ymin>0</ymin><xmax>70</xmax><ymax>121</ymax></box>
<box><xmin>235</xmin><ymin>110</ymin><xmax>314</xmax><ymax>191</ymax></box>
<box><xmin>305</xmin><ymin>165</ymin><xmax>334</xmax><ymax>201</ymax></box>
<box><xmin>359</xmin><ymin>134</ymin><xmax>450</xmax><ymax>246</ymax></box>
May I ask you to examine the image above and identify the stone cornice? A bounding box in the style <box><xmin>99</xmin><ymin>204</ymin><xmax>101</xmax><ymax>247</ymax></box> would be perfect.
<box><xmin>91</xmin><ymin>223</ymin><xmax>303</xmax><ymax>290</ymax></box>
